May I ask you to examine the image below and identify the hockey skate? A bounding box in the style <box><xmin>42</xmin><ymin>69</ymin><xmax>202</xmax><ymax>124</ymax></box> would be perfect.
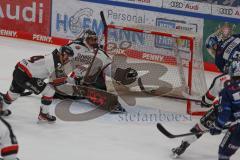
<box><xmin>0</xmin><ymin>109</ymin><xmax>12</xmax><ymax>117</ymax></box>
<box><xmin>172</xmin><ymin>141</ymin><xmax>190</xmax><ymax>158</ymax></box>
<box><xmin>110</xmin><ymin>102</ymin><xmax>126</xmax><ymax>114</ymax></box>
<box><xmin>38</xmin><ymin>108</ymin><xmax>56</xmax><ymax>123</ymax></box>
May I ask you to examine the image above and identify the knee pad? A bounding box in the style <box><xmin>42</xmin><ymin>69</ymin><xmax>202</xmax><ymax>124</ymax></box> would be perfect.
<box><xmin>41</xmin><ymin>84</ymin><xmax>55</xmax><ymax>105</ymax></box>
<box><xmin>5</xmin><ymin>91</ymin><xmax>20</xmax><ymax>104</ymax></box>
<box><xmin>200</xmin><ymin>108</ymin><xmax>216</xmax><ymax>129</ymax></box>
<box><xmin>190</xmin><ymin>124</ymin><xmax>205</xmax><ymax>138</ymax></box>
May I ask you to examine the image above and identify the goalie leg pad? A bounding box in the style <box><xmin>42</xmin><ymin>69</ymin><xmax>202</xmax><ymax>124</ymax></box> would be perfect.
<box><xmin>114</xmin><ymin>68</ymin><xmax>138</xmax><ymax>85</ymax></box>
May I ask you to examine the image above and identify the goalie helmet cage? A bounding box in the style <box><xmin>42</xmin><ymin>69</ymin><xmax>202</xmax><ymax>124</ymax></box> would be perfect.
<box><xmin>104</xmin><ymin>24</ymin><xmax>208</xmax><ymax>116</ymax></box>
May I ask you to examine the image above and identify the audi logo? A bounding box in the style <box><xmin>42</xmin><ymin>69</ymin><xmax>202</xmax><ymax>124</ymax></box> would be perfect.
<box><xmin>170</xmin><ymin>1</ymin><xmax>184</xmax><ymax>8</ymax></box>
<box><xmin>219</xmin><ymin>8</ymin><xmax>233</xmax><ymax>15</ymax></box>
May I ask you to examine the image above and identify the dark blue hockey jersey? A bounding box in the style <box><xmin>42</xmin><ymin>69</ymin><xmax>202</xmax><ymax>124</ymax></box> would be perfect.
<box><xmin>215</xmin><ymin>34</ymin><xmax>240</xmax><ymax>72</ymax></box>
<box><xmin>217</xmin><ymin>80</ymin><xmax>240</xmax><ymax>128</ymax></box>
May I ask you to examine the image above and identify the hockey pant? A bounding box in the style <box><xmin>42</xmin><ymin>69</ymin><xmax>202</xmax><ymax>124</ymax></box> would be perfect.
<box><xmin>218</xmin><ymin>123</ymin><xmax>240</xmax><ymax>160</ymax></box>
<box><xmin>3</xmin><ymin>64</ymin><xmax>55</xmax><ymax>114</ymax></box>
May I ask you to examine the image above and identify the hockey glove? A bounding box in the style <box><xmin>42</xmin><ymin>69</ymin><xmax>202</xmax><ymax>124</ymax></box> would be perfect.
<box><xmin>74</xmin><ymin>76</ymin><xmax>83</xmax><ymax>85</ymax></box>
<box><xmin>209</xmin><ymin>123</ymin><xmax>222</xmax><ymax>135</ymax></box>
<box><xmin>114</xmin><ymin>68</ymin><xmax>138</xmax><ymax>85</ymax></box>
<box><xmin>201</xmin><ymin>96</ymin><xmax>212</xmax><ymax>108</ymax></box>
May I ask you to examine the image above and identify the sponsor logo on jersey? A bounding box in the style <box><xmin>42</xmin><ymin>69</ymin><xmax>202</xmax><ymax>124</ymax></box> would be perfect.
<box><xmin>220</xmin><ymin>130</ymin><xmax>231</xmax><ymax>148</ymax></box>
<box><xmin>73</xmin><ymin>54</ymin><xmax>93</xmax><ymax>65</ymax></box>
<box><xmin>228</xmin><ymin>144</ymin><xmax>239</xmax><ymax>150</ymax></box>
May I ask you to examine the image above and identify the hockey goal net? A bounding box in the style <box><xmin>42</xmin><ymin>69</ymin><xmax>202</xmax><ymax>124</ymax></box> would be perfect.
<box><xmin>104</xmin><ymin>24</ymin><xmax>208</xmax><ymax>116</ymax></box>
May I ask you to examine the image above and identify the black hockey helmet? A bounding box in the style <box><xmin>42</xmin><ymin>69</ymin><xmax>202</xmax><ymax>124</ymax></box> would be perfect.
<box><xmin>59</xmin><ymin>45</ymin><xmax>74</xmax><ymax>57</ymax></box>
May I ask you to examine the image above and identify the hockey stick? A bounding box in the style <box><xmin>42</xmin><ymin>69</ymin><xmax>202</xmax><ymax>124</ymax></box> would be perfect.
<box><xmin>100</xmin><ymin>11</ymin><xmax>107</xmax><ymax>32</ymax></box>
<box><xmin>138</xmin><ymin>78</ymin><xmax>201</xmax><ymax>104</ymax></box>
<box><xmin>83</xmin><ymin>11</ymin><xmax>107</xmax><ymax>84</ymax></box>
<box><xmin>156</xmin><ymin>123</ymin><xmax>208</xmax><ymax>138</ymax></box>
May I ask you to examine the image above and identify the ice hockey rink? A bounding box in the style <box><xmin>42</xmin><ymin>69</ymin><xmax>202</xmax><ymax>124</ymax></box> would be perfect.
<box><xmin>0</xmin><ymin>36</ymin><xmax>239</xmax><ymax>160</ymax></box>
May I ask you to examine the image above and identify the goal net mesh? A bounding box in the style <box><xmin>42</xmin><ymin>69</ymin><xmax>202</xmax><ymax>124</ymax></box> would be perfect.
<box><xmin>104</xmin><ymin>24</ymin><xmax>208</xmax><ymax>115</ymax></box>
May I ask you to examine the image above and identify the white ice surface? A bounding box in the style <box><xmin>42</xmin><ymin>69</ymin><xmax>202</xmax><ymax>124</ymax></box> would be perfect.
<box><xmin>0</xmin><ymin>37</ymin><xmax>239</xmax><ymax>160</ymax></box>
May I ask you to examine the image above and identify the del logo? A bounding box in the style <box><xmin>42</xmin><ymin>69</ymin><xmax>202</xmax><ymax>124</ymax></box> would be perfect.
<box><xmin>56</xmin><ymin>8</ymin><xmax>103</xmax><ymax>36</ymax></box>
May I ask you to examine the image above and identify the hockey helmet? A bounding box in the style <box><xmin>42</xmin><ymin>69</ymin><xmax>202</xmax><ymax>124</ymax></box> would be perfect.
<box><xmin>205</xmin><ymin>36</ymin><xmax>219</xmax><ymax>49</ymax></box>
<box><xmin>82</xmin><ymin>29</ymin><xmax>97</xmax><ymax>41</ymax></box>
<box><xmin>59</xmin><ymin>45</ymin><xmax>74</xmax><ymax>57</ymax></box>
<box><xmin>228</xmin><ymin>60</ymin><xmax>240</xmax><ymax>77</ymax></box>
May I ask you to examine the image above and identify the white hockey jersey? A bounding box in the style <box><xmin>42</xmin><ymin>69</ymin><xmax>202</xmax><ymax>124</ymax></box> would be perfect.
<box><xmin>64</xmin><ymin>41</ymin><xmax>112</xmax><ymax>84</ymax></box>
<box><xmin>204</xmin><ymin>73</ymin><xmax>230</xmax><ymax>104</ymax></box>
<box><xmin>18</xmin><ymin>54</ymin><xmax>55</xmax><ymax>79</ymax></box>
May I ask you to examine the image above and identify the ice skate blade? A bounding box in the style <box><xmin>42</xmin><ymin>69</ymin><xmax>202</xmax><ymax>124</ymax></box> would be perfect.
<box><xmin>171</xmin><ymin>150</ymin><xmax>180</xmax><ymax>159</ymax></box>
<box><xmin>37</xmin><ymin>119</ymin><xmax>56</xmax><ymax>124</ymax></box>
<box><xmin>172</xmin><ymin>153</ymin><xmax>179</xmax><ymax>159</ymax></box>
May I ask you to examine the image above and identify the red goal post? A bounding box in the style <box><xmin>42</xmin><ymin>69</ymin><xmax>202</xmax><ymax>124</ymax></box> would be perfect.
<box><xmin>104</xmin><ymin>24</ymin><xmax>208</xmax><ymax>116</ymax></box>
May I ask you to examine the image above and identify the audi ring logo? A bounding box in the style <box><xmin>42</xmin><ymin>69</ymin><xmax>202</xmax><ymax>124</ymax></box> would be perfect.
<box><xmin>219</xmin><ymin>8</ymin><xmax>233</xmax><ymax>15</ymax></box>
<box><xmin>170</xmin><ymin>1</ymin><xmax>184</xmax><ymax>8</ymax></box>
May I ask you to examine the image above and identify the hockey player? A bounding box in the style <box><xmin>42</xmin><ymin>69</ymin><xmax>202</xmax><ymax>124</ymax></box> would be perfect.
<box><xmin>0</xmin><ymin>45</ymin><xmax>74</xmax><ymax>122</ymax></box>
<box><xmin>0</xmin><ymin>97</ymin><xmax>19</xmax><ymax>160</ymax></box>
<box><xmin>52</xmin><ymin>29</ymin><xmax>138</xmax><ymax>113</ymax></box>
<box><xmin>172</xmin><ymin>34</ymin><xmax>240</xmax><ymax>157</ymax></box>
<box><xmin>209</xmin><ymin>60</ymin><xmax>240</xmax><ymax>160</ymax></box>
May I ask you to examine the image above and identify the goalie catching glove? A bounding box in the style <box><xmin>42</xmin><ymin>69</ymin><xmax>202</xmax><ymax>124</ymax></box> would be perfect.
<box><xmin>114</xmin><ymin>68</ymin><xmax>138</xmax><ymax>85</ymax></box>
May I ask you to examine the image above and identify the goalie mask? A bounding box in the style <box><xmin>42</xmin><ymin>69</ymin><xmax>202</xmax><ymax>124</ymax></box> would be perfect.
<box><xmin>81</xmin><ymin>29</ymin><xmax>98</xmax><ymax>49</ymax></box>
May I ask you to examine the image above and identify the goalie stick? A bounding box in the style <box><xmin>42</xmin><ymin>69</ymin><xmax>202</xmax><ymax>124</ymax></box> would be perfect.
<box><xmin>83</xmin><ymin>11</ymin><xmax>107</xmax><ymax>84</ymax></box>
<box><xmin>137</xmin><ymin>78</ymin><xmax>201</xmax><ymax>104</ymax></box>
<box><xmin>156</xmin><ymin>123</ymin><xmax>208</xmax><ymax>138</ymax></box>
<box><xmin>72</xmin><ymin>84</ymin><xmax>118</xmax><ymax>111</ymax></box>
